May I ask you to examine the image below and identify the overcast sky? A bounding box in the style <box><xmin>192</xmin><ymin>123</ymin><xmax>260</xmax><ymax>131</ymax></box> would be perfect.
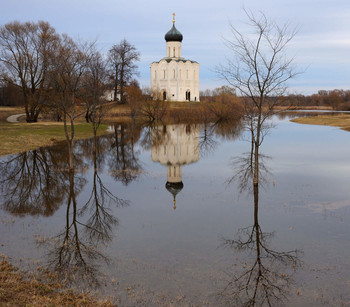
<box><xmin>1</xmin><ymin>0</ymin><xmax>350</xmax><ymax>94</ymax></box>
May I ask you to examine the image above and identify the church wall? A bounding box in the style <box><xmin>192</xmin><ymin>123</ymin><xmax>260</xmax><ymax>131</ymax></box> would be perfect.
<box><xmin>151</xmin><ymin>60</ymin><xmax>199</xmax><ymax>101</ymax></box>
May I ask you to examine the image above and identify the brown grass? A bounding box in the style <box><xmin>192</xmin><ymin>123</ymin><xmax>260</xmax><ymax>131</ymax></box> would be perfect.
<box><xmin>0</xmin><ymin>256</ymin><xmax>114</xmax><ymax>306</ymax></box>
<box><xmin>291</xmin><ymin>114</ymin><xmax>350</xmax><ymax>131</ymax></box>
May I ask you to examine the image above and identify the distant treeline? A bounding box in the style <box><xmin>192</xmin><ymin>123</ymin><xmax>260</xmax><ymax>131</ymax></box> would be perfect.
<box><xmin>200</xmin><ymin>88</ymin><xmax>350</xmax><ymax>110</ymax></box>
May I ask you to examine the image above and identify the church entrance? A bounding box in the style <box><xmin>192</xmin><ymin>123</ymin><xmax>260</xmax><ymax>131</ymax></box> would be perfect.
<box><xmin>186</xmin><ymin>90</ymin><xmax>191</xmax><ymax>101</ymax></box>
<box><xmin>163</xmin><ymin>91</ymin><xmax>167</xmax><ymax>101</ymax></box>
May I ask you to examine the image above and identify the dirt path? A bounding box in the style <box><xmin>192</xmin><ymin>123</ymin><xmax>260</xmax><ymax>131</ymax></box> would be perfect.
<box><xmin>6</xmin><ymin>113</ymin><xmax>26</xmax><ymax>123</ymax></box>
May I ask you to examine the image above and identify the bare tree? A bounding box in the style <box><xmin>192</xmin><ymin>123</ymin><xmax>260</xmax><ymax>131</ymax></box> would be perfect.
<box><xmin>217</xmin><ymin>10</ymin><xmax>301</xmax><ymax>187</ymax></box>
<box><xmin>220</xmin><ymin>126</ymin><xmax>302</xmax><ymax>306</ymax></box>
<box><xmin>82</xmin><ymin>49</ymin><xmax>109</xmax><ymax>125</ymax></box>
<box><xmin>49</xmin><ymin>35</ymin><xmax>91</xmax><ymax>169</ymax></box>
<box><xmin>0</xmin><ymin>21</ymin><xmax>59</xmax><ymax>122</ymax></box>
<box><xmin>218</xmin><ymin>16</ymin><xmax>304</xmax><ymax>300</ymax></box>
<box><xmin>108</xmin><ymin>39</ymin><xmax>140</xmax><ymax>103</ymax></box>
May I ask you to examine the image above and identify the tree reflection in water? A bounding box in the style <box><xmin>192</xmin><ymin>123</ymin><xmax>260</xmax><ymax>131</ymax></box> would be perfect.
<box><xmin>199</xmin><ymin>120</ymin><xmax>243</xmax><ymax>157</ymax></box>
<box><xmin>79</xmin><ymin>132</ymin><xmax>129</xmax><ymax>243</ymax></box>
<box><xmin>42</xmin><ymin>133</ymin><xmax>129</xmax><ymax>288</ymax></box>
<box><xmin>218</xmin><ymin>118</ymin><xmax>302</xmax><ymax>306</ymax></box>
<box><xmin>0</xmin><ymin>131</ymin><xmax>130</xmax><ymax>288</ymax></box>
<box><xmin>0</xmin><ymin>145</ymin><xmax>80</xmax><ymax>216</ymax></box>
<box><xmin>108</xmin><ymin>122</ymin><xmax>143</xmax><ymax>186</ymax></box>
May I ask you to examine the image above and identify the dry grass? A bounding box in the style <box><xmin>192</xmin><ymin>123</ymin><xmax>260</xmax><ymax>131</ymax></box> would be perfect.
<box><xmin>104</xmin><ymin>104</ymin><xmax>132</xmax><ymax>121</ymax></box>
<box><xmin>0</xmin><ymin>256</ymin><xmax>114</xmax><ymax>306</ymax></box>
<box><xmin>291</xmin><ymin>114</ymin><xmax>350</xmax><ymax>131</ymax></box>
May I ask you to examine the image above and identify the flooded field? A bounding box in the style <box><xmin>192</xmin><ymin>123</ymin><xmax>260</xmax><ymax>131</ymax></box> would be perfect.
<box><xmin>1</xmin><ymin>113</ymin><xmax>350</xmax><ymax>306</ymax></box>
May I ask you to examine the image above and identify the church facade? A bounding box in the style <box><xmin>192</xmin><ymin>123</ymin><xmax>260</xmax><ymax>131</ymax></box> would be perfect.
<box><xmin>150</xmin><ymin>15</ymin><xmax>200</xmax><ymax>102</ymax></box>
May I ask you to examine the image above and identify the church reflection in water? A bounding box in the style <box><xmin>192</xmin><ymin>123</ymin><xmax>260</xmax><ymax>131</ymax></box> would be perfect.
<box><xmin>151</xmin><ymin>124</ymin><xmax>199</xmax><ymax>209</ymax></box>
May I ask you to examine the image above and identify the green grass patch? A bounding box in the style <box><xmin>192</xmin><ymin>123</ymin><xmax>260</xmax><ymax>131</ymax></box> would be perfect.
<box><xmin>0</xmin><ymin>122</ymin><xmax>110</xmax><ymax>156</ymax></box>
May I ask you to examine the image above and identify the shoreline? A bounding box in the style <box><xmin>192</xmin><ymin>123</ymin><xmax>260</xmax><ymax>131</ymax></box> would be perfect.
<box><xmin>290</xmin><ymin>113</ymin><xmax>350</xmax><ymax>131</ymax></box>
<box><xmin>2</xmin><ymin>105</ymin><xmax>349</xmax><ymax>157</ymax></box>
<box><xmin>0</xmin><ymin>122</ymin><xmax>111</xmax><ymax>157</ymax></box>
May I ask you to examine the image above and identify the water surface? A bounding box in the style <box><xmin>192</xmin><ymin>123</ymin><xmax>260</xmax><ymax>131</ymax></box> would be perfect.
<box><xmin>0</xmin><ymin>115</ymin><xmax>349</xmax><ymax>306</ymax></box>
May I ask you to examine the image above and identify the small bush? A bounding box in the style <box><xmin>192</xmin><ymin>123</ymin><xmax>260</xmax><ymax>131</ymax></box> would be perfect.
<box><xmin>206</xmin><ymin>93</ymin><xmax>244</xmax><ymax>122</ymax></box>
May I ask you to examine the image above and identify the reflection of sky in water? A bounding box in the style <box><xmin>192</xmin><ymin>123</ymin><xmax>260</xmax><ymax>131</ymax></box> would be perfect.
<box><xmin>0</xmin><ymin>117</ymin><xmax>350</xmax><ymax>305</ymax></box>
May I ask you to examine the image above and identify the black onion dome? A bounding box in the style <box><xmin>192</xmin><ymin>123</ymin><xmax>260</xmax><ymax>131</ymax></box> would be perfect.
<box><xmin>165</xmin><ymin>181</ymin><xmax>184</xmax><ymax>197</ymax></box>
<box><xmin>165</xmin><ymin>24</ymin><xmax>183</xmax><ymax>42</ymax></box>
<box><xmin>166</xmin><ymin>181</ymin><xmax>184</xmax><ymax>210</ymax></box>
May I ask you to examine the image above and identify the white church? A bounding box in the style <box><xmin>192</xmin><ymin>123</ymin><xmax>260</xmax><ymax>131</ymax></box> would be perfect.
<box><xmin>150</xmin><ymin>14</ymin><xmax>200</xmax><ymax>102</ymax></box>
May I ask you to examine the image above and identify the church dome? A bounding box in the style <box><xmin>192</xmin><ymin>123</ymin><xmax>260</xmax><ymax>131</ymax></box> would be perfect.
<box><xmin>166</xmin><ymin>181</ymin><xmax>184</xmax><ymax>197</ymax></box>
<box><xmin>166</xmin><ymin>181</ymin><xmax>184</xmax><ymax>210</ymax></box>
<box><xmin>165</xmin><ymin>24</ymin><xmax>183</xmax><ymax>42</ymax></box>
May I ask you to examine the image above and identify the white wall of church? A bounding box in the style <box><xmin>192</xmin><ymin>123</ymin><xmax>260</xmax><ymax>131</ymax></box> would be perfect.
<box><xmin>151</xmin><ymin>60</ymin><xmax>199</xmax><ymax>101</ymax></box>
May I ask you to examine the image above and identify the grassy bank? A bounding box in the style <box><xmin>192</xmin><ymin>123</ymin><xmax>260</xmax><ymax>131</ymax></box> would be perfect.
<box><xmin>291</xmin><ymin>114</ymin><xmax>350</xmax><ymax>131</ymax></box>
<box><xmin>0</xmin><ymin>256</ymin><xmax>113</xmax><ymax>306</ymax></box>
<box><xmin>0</xmin><ymin>122</ymin><xmax>110</xmax><ymax>156</ymax></box>
<box><xmin>0</xmin><ymin>106</ymin><xmax>113</xmax><ymax>156</ymax></box>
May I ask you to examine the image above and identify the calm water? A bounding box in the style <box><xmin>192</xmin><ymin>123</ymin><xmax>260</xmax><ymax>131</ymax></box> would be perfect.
<box><xmin>1</xmin><ymin>114</ymin><xmax>350</xmax><ymax>306</ymax></box>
